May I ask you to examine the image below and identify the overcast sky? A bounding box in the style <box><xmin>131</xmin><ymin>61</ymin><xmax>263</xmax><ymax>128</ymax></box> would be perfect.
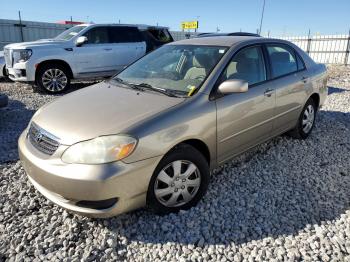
<box><xmin>1</xmin><ymin>0</ymin><xmax>349</xmax><ymax>36</ymax></box>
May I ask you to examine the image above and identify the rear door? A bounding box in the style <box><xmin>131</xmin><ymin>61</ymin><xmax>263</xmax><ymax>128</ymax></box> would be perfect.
<box><xmin>215</xmin><ymin>45</ymin><xmax>276</xmax><ymax>164</ymax></box>
<box><xmin>74</xmin><ymin>26</ymin><xmax>117</xmax><ymax>76</ymax></box>
<box><xmin>264</xmin><ymin>44</ymin><xmax>308</xmax><ymax>135</ymax></box>
<box><xmin>109</xmin><ymin>26</ymin><xmax>146</xmax><ymax>71</ymax></box>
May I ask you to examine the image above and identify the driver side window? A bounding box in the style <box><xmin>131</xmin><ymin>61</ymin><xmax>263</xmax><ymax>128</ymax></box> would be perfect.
<box><xmin>222</xmin><ymin>46</ymin><xmax>266</xmax><ymax>86</ymax></box>
<box><xmin>83</xmin><ymin>27</ymin><xmax>109</xmax><ymax>44</ymax></box>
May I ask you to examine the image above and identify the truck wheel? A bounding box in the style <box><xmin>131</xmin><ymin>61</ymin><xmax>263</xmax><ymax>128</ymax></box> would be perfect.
<box><xmin>36</xmin><ymin>64</ymin><xmax>70</xmax><ymax>93</ymax></box>
<box><xmin>2</xmin><ymin>66</ymin><xmax>12</xmax><ymax>81</ymax></box>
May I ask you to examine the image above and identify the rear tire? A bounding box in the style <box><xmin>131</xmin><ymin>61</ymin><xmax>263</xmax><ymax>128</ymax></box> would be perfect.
<box><xmin>288</xmin><ymin>98</ymin><xmax>317</xmax><ymax>139</ymax></box>
<box><xmin>147</xmin><ymin>144</ymin><xmax>210</xmax><ymax>215</ymax></box>
<box><xmin>36</xmin><ymin>64</ymin><xmax>70</xmax><ymax>93</ymax></box>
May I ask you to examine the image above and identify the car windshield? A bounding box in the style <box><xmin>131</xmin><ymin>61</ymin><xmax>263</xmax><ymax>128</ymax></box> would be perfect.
<box><xmin>55</xmin><ymin>25</ymin><xmax>87</xmax><ymax>41</ymax></box>
<box><xmin>114</xmin><ymin>45</ymin><xmax>228</xmax><ymax>96</ymax></box>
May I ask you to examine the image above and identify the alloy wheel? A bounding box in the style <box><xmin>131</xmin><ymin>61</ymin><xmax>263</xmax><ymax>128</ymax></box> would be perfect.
<box><xmin>42</xmin><ymin>68</ymin><xmax>68</xmax><ymax>92</ymax></box>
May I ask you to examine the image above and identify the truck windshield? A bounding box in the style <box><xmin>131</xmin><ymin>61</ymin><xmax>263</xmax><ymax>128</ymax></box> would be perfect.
<box><xmin>55</xmin><ymin>25</ymin><xmax>87</xmax><ymax>41</ymax></box>
<box><xmin>114</xmin><ymin>45</ymin><xmax>228</xmax><ymax>96</ymax></box>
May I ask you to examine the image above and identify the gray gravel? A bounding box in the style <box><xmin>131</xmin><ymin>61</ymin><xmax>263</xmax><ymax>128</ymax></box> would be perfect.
<box><xmin>0</xmin><ymin>66</ymin><xmax>350</xmax><ymax>261</ymax></box>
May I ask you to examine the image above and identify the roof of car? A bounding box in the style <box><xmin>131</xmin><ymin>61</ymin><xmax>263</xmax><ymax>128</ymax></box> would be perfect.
<box><xmin>169</xmin><ymin>36</ymin><xmax>263</xmax><ymax>47</ymax></box>
<box><xmin>80</xmin><ymin>23</ymin><xmax>169</xmax><ymax>29</ymax></box>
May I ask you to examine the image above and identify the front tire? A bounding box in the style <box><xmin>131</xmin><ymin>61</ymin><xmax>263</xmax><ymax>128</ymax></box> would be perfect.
<box><xmin>288</xmin><ymin>98</ymin><xmax>317</xmax><ymax>139</ymax></box>
<box><xmin>2</xmin><ymin>66</ymin><xmax>12</xmax><ymax>82</ymax></box>
<box><xmin>147</xmin><ymin>144</ymin><xmax>209</xmax><ymax>214</ymax></box>
<box><xmin>36</xmin><ymin>64</ymin><xmax>70</xmax><ymax>93</ymax></box>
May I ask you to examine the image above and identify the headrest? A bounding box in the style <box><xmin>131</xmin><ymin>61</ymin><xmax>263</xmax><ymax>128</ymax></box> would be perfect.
<box><xmin>193</xmin><ymin>53</ymin><xmax>214</xmax><ymax>69</ymax></box>
<box><xmin>236</xmin><ymin>58</ymin><xmax>257</xmax><ymax>73</ymax></box>
<box><xmin>270</xmin><ymin>52</ymin><xmax>290</xmax><ymax>63</ymax></box>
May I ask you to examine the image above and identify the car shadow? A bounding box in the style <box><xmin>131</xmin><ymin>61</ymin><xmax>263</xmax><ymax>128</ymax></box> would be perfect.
<box><xmin>328</xmin><ymin>85</ymin><xmax>349</xmax><ymax>95</ymax></box>
<box><xmin>0</xmin><ymin>99</ymin><xmax>34</xmax><ymax>163</ymax></box>
<box><xmin>94</xmin><ymin>109</ymin><xmax>350</xmax><ymax>247</ymax></box>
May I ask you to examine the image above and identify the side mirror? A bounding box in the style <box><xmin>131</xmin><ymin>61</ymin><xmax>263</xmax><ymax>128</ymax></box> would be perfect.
<box><xmin>76</xmin><ymin>36</ymin><xmax>88</xmax><ymax>47</ymax></box>
<box><xmin>218</xmin><ymin>79</ymin><xmax>248</xmax><ymax>94</ymax></box>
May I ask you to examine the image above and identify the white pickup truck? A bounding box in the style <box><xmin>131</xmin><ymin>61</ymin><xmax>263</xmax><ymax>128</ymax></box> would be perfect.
<box><xmin>3</xmin><ymin>24</ymin><xmax>173</xmax><ymax>93</ymax></box>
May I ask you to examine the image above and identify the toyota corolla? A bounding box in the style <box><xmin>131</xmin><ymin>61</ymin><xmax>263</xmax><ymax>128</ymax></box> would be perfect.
<box><xmin>19</xmin><ymin>35</ymin><xmax>327</xmax><ymax>217</ymax></box>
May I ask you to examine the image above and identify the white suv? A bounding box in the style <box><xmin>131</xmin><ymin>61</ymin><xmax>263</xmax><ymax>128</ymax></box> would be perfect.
<box><xmin>3</xmin><ymin>24</ymin><xmax>173</xmax><ymax>93</ymax></box>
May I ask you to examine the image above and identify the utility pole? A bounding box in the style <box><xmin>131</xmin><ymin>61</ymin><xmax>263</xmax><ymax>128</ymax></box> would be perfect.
<box><xmin>18</xmin><ymin>11</ymin><xmax>24</xmax><ymax>42</ymax></box>
<box><xmin>258</xmin><ymin>0</ymin><xmax>266</xmax><ymax>35</ymax></box>
<box><xmin>195</xmin><ymin>16</ymin><xmax>200</xmax><ymax>33</ymax></box>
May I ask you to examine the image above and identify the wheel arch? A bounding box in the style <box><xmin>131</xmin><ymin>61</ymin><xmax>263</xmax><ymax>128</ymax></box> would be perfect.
<box><xmin>172</xmin><ymin>138</ymin><xmax>211</xmax><ymax>166</ymax></box>
<box><xmin>35</xmin><ymin>59</ymin><xmax>73</xmax><ymax>82</ymax></box>
<box><xmin>309</xmin><ymin>93</ymin><xmax>320</xmax><ymax>109</ymax></box>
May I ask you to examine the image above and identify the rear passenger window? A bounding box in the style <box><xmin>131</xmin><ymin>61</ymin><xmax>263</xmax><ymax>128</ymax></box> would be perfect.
<box><xmin>84</xmin><ymin>27</ymin><xmax>109</xmax><ymax>44</ymax></box>
<box><xmin>147</xmin><ymin>29</ymin><xmax>172</xmax><ymax>43</ymax></box>
<box><xmin>223</xmin><ymin>46</ymin><xmax>266</xmax><ymax>85</ymax></box>
<box><xmin>267</xmin><ymin>45</ymin><xmax>298</xmax><ymax>78</ymax></box>
<box><xmin>109</xmin><ymin>27</ymin><xmax>142</xmax><ymax>43</ymax></box>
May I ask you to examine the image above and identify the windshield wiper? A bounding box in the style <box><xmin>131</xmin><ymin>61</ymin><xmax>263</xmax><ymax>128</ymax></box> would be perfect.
<box><xmin>112</xmin><ymin>78</ymin><xmax>184</xmax><ymax>97</ymax></box>
<box><xmin>131</xmin><ymin>83</ymin><xmax>181</xmax><ymax>97</ymax></box>
<box><xmin>112</xmin><ymin>78</ymin><xmax>144</xmax><ymax>91</ymax></box>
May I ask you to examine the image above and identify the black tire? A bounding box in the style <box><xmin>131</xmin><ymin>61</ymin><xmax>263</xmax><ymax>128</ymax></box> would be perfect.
<box><xmin>36</xmin><ymin>63</ymin><xmax>71</xmax><ymax>93</ymax></box>
<box><xmin>2</xmin><ymin>66</ymin><xmax>12</xmax><ymax>82</ymax></box>
<box><xmin>147</xmin><ymin>144</ymin><xmax>210</xmax><ymax>214</ymax></box>
<box><xmin>288</xmin><ymin>98</ymin><xmax>317</xmax><ymax>139</ymax></box>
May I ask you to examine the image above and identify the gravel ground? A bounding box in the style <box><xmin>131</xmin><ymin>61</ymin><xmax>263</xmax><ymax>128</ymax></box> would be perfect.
<box><xmin>0</xmin><ymin>66</ymin><xmax>350</xmax><ymax>261</ymax></box>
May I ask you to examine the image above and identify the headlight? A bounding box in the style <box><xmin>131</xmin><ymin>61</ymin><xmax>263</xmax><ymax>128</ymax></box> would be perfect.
<box><xmin>13</xmin><ymin>49</ymin><xmax>32</xmax><ymax>63</ymax></box>
<box><xmin>61</xmin><ymin>135</ymin><xmax>137</xmax><ymax>164</ymax></box>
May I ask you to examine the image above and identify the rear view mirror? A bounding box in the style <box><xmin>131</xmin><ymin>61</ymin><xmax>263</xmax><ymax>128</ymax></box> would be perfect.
<box><xmin>76</xmin><ymin>36</ymin><xmax>88</xmax><ymax>47</ymax></box>
<box><xmin>218</xmin><ymin>79</ymin><xmax>248</xmax><ymax>94</ymax></box>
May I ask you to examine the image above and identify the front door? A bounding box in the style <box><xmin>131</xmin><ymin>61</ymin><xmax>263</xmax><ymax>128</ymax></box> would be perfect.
<box><xmin>74</xmin><ymin>26</ymin><xmax>116</xmax><ymax>76</ymax></box>
<box><xmin>215</xmin><ymin>45</ymin><xmax>276</xmax><ymax>164</ymax></box>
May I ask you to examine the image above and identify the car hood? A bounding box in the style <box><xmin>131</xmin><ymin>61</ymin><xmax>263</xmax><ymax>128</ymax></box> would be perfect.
<box><xmin>32</xmin><ymin>81</ymin><xmax>186</xmax><ymax>145</ymax></box>
<box><xmin>5</xmin><ymin>39</ymin><xmax>69</xmax><ymax>49</ymax></box>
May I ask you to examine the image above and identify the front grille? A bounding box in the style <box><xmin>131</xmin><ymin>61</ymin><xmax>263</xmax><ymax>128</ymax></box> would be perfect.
<box><xmin>3</xmin><ymin>48</ymin><xmax>12</xmax><ymax>68</ymax></box>
<box><xmin>28</xmin><ymin>122</ymin><xmax>60</xmax><ymax>155</ymax></box>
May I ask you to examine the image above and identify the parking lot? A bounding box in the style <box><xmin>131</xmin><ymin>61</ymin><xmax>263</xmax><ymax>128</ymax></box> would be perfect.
<box><xmin>0</xmin><ymin>65</ymin><xmax>350</xmax><ymax>261</ymax></box>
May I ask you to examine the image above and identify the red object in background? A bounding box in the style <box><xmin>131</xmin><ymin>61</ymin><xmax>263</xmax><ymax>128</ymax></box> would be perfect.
<box><xmin>56</xmin><ymin>20</ymin><xmax>84</xmax><ymax>25</ymax></box>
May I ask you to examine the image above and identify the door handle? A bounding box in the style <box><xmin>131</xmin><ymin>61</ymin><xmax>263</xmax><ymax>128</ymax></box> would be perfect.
<box><xmin>301</xmin><ymin>76</ymin><xmax>308</xmax><ymax>83</ymax></box>
<box><xmin>264</xmin><ymin>88</ymin><xmax>274</xmax><ymax>97</ymax></box>
<box><xmin>104</xmin><ymin>48</ymin><xmax>112</xmax><ymax>51</ymax></box>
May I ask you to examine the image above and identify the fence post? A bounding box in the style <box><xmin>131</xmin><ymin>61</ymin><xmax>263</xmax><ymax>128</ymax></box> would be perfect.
<box><xmin>306</xmin><ymin>29</ymin><xmax>312</xmax><ymax>54</ymax></box>
<box><xmin>344</xmin><ymin>29</ymin><xmax>350</xmax><ymax>65</ymax></box>
<box><xmin>18</xmin><ymin>11</ymin><xmax>24</xmax><ymax>42</ymax></box>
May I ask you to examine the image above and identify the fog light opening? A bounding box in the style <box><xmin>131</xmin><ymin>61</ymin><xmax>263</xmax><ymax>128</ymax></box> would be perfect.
<box><xmin>75</xmin><ymin>198</ymin><xmax>118</xmax><ymax>210</ymax></box>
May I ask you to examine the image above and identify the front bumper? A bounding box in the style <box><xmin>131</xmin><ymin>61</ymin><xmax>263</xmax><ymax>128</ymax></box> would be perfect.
<box><xmin>7</xmin><ymin>61</ymin><xmax>35</xmax><ymax>82</ymax></box>
<box><xmin>18</xmin><ymin>131</ymin><xmax>162</xmax><ymax>218</ymax></box>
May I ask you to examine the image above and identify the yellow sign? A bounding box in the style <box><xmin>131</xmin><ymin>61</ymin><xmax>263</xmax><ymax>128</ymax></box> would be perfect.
<box><xmin>181</xmin><ymin>21</ymin><xmax>198</xmax><ymax>30</ymax></box>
